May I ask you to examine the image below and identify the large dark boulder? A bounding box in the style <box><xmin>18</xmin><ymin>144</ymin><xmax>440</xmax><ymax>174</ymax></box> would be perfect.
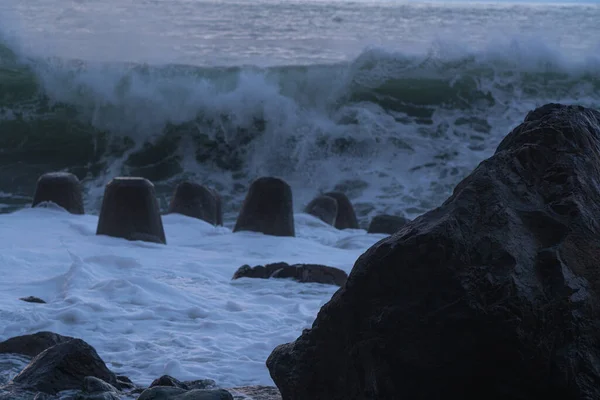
<box><xmin>9</xmin><ymin>338</ymin><xmax>119</xmax><ymax>394</ymax></box>
<box><xmin>96</xmin><ymin>177</ymin><xmax>166</xmax><ymax>244</ymax></box>
<box><xmin>233</xmin><ymin>177</ymin><xmax>294</xmax><ymax>237</ymax></box>
<box><xmin>168</xmin><ymin>182</ymin><xmax>223</xmax><ymax>226</ymax></box>
<box><xmin>367</xmin><ymin>214</ymin><xmax>410</xmax><ymax>234</ymax></box>
<box><xmin>233</xmin><ymin>262</ymin><xmax>347</xmax><ymax>287</ymax></box>
<box><xmin>322</xmin><ymin>192</ymin><xmax>358</xmax><ymax>230</ymax></box>
<box><xmin>32</xmin><ymin>172</ymin><xmax>84</xmax><ymax>214</ymax></box>
<box><xmin>0</xmin><ymin>332</ymin><xmax>74</xmax><ymax>358</ymax></box>
<box><xmin>266</xmin><ymin>104</ymin><xmax>600</xmax><ymax>400</ymax></box>
<box><xmin>304</xmin><ymin>195</ymin><xmax>337</xmax><ymax>226</ymax></box>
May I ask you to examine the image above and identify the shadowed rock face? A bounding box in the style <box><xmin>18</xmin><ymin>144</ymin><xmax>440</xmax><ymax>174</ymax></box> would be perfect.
<box><xmin>32</xmin><ymin>172</ymin><xmax>84</xmax><ymax>214</ymax></box>
<box><xmin>96</xmin><ymin>177</ymin><xmax>166</xmax><ymax>244</ymax></box>
<box><xmin>304</xmin><ymin>195</ymin><xmax>338</xmax><ymax>226</ymax></box>
<box><xmin>367</xmin><ymin>214</ymin><xmax>410</xmax><ymax>235</ymax></box>
<box><xmin>267</xmin><ymin>104</ymin><xmax>600</xmax><ymax>400</ymax></box>
<box><xmin>234</xmin><ymin>177</ymin><xmax>295</xmax><ymax>237</ymax></box>
<box><xmin>168</xmin><ymin>182</ymin><xmax>223</xmax><ymax>226</ymax></box>
<box><xmin>233</xmin><ymin>263</ymin><xmax>348</xmax><ymax>287</ymax></box>
<box><xmin>322</xmin><ymin>192</ymin><xmax>358</xmax><ymax>230</ymax></box>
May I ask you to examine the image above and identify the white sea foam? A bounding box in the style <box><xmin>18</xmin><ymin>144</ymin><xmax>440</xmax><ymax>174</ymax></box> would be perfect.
<box><xmin>0</xmin><ymin>207</ymin><xmax>385</xmax><ymax>387</ymax></box>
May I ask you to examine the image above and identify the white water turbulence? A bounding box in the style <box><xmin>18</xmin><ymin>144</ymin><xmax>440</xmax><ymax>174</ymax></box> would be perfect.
<box><xmin>0</xmin><ymin>0</ymin><xmax>599</xmax><ymax>390</ymax></box>
<box><xmin>0</xmin><ymin>208</ymin><xmax>384</xmax><ymax>386</ymax></box>
<box><xmin>0</xmin><ymin>1</ymin><xmax>598</xmax><ymax>219</ymax></box>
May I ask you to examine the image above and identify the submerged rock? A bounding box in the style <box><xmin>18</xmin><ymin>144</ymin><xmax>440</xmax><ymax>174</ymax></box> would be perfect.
<box><xmin>366</xmin><ymin>214</ymin><xmax>410</xmax><ymax>234</ymax></box>
<box><xmin>303</xmin><ymin>195</ymin><xmax>338</xmax><ymax>226</ymax></box>
<box><xmin>233</xmin><ymin>262</ymin><xmax>347</xmax><ymax>287</ymax></box>
<box><xmin>267</xmin><ymin>104</ymin><xmax>600</xmax><ymax>399</ymax></box>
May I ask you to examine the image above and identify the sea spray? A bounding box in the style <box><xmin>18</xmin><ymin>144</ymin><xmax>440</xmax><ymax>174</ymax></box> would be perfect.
<box><xmin>0</xmin><ymin>37</ymin><xmax>599</xmax><ymax>223</ymax></box>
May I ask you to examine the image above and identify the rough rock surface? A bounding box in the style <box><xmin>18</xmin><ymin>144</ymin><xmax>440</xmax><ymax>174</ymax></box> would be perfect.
<box><xmin>168</xmin><ymin>182</ymin><xmax>223</xmax><ymax>226</ymax></box>
<box><xmin>9</xmin><ymin>339</ymin><xmax>119</xmax><ymax>394</ymax></box>
<box><xmin>137</xmin><ymin>387</ymin><xmax>233</xmax><ymax>400</ymax></box>
<box><xmin>0</xmin><ymin>332</ymin><xmax>74</xmax><ymax>358</ymax></box>
<box><xmin>303</xmin><ymin>196</ymin><xmax>337</xmax><ymax>226</ymax></box>
<box><xmin>322</xmin><ymin>192</ymin><xmax>358</xmax><ymax>230</ymax></box>
<box><xmin>267</xmin><ymin>104</ymin><xmax>600</xmax><ymax>399</ymax></box>
<box><xmin>232</xmin><ymin>262</ymin><xmax>347</xmax><ymax>286</ymax></box>
<box><xmin>228</xmin><ymin>386</ymin><xmax>281</xmax><ymax>400</ymax></box>
<box><xmin>233</xmin><ymin>177</ymin><xmax>294</xmax><ymax>237</ymax></box>
<box><xmin>83</xmin><ymin>376</ymin><xmax>118</xmax><ymax>394</ymax></box>
<box><xmin>366</xmin><ymin>214</ymin><xmax>410</xmax><ymax>234</ymax></box>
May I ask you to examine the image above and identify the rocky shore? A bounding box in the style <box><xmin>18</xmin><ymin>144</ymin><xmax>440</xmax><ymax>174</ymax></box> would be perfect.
<box><xmin>0</xmin><ymin>332</ymin><xmax>281</xmax><ymax>400</ymax></box>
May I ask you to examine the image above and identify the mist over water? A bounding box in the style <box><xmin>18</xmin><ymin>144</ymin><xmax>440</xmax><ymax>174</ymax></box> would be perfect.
<box><xmin>0</xmin><ymin>0</ymin><xmax>599</xmax><ymax>224</ymax></box>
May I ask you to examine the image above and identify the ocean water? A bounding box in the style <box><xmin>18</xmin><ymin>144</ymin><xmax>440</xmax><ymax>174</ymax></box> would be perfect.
<box><xmin>1</xmin><ymin>0</ymin><xmax>598</xmax><ymax>221</ymax></box>
<box><xmin>0</xmin><ymin>0</ymin><xmax>599</xmax><ymax>391</ymax></box>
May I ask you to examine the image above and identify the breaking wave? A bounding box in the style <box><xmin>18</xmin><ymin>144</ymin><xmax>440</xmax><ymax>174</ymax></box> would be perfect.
<box><xmin>1</xmin><ymin>37</ymin><xmax>599</xmax><ymax>223</ymax></box>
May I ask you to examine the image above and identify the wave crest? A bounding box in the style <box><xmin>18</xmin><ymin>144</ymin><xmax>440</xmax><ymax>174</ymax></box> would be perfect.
<box><xmin>1</xmin><ymin>38</ymin><xmax>599</xmax><ymax>220</ymax></box>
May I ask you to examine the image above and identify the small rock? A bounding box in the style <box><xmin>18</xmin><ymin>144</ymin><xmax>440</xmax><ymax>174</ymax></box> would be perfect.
<box><xmin>116</xmin><ymin>375</ymin><xmax>136</xmax><ymax>390</ymax></box>
<box><xmin>149</xmin><ymin>375</ymin><xmax>216</xmax><ymax>392</ymax></box>
<box><xmin>150</xmin><ymin>376</ymin><xmax>187</xmax><ymax>390</ymax></box>
<box><xmin>10</xmin><ymin>339</ymin><xmax>119</xmax><ymax>394</ymax></box>
<box><xmin>84</xmin><ymin>376</ymin><xmax>118</xmax><ymax>393</ymax></box>
<box><xmin>19</xmin><ymin>297</ymin><xmax>46</xmax><ymax>304</ymax></box>
<box><xmin>232</xmin><ymin>262</ymin><xmax>347</xmax><ymax>286</ymax></box>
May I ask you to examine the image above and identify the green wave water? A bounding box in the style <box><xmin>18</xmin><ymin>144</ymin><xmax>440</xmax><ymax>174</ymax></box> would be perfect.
<box><xmin>1</xmin><ymin>39</ymin><xmax>599</xmax><ymax>221</ymax></box>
